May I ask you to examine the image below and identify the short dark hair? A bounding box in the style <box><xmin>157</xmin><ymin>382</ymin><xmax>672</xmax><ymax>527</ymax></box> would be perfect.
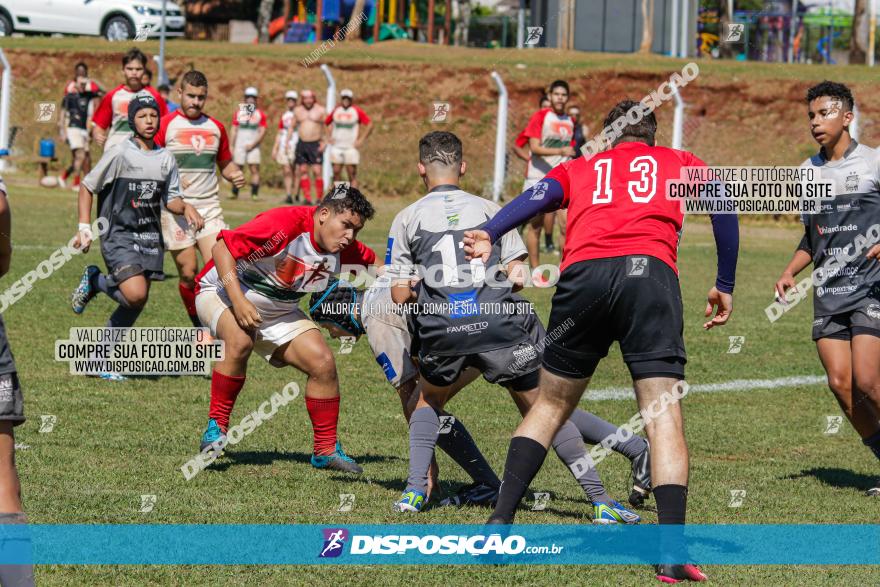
<box><xmin>317</xmin><ymin>185</ymin><xmax>375</xmax><ymax>221</ymax></box>
<box><xmin>419</xmin><ymin>131</ymin><xmax>462</xmax><ymax>167</ymax></box>
<box><xmin>157</xmin><ymin>84</ymin><xmax>170</xmax><ymax>93</ymax></box>
<box><xmin>122</xmin><ymin>48</ymin><xmax>147</xmax><ymax>67</ymax></box>
<box><xmin>806</xmin><ymin>80</ymin><xmax>854</xmax><ymax>111</ymax></box>
<box><xmin>75</xmin><ymin>61</ymin><xmax>88</xmax><ymax>72</ymax></box>
<box><xmin>549</xmin><ymin>80</ymin><xmax>569</xmax><ymax>94</ymax></box>
<box><xmin>603</xmin><ymin>99</ymin><xmax>657</xmax><ymax>146</ymax></box>
<box><xmin>181</xmin><ymin>70</ymin><xmax>208</xmax><ymax>89</ymax></box>
<box><xmin>142</xmin><ymin>68</ymin><xmax>153</xmax><ymax>80</ymax></box>
<box><xmin>538</xmin><ymin>94</ymin><xmax>550</xmax><ymax>107</ymax></box>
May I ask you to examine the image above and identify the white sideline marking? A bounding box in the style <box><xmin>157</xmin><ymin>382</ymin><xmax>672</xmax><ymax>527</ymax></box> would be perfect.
<box><xmin>583</xmin><ymin>375</ymin><xmax>827</xmax><ymax>401</ymax></box>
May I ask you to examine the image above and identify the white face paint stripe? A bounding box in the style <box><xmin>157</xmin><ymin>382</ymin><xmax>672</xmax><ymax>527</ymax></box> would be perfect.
<box><xmin>582</xmin><ymin>375</ymin><xmax>826</xmax><ymax>402</ymax></box>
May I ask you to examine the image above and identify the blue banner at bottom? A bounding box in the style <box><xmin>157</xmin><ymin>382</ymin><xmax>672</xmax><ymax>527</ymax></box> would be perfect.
<box><xmin>0</xmin><ymin>525</ymin><xmax>878</xmax><ymax>565</ymax></box>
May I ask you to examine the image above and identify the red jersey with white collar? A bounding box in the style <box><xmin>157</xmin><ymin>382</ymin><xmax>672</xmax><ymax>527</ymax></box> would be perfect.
<box><xmin>196</xmin><ymin>206</ymin><xmax>376</xmax><ymax>301</ymax></box>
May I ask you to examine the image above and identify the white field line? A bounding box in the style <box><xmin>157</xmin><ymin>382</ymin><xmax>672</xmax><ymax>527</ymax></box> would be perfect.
<box><xmin>583</xmin><ymin>375</ymin><xmax>827</xmax><ymax>401</ymax></box>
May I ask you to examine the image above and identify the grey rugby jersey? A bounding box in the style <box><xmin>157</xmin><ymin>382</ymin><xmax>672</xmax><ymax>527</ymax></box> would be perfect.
<box><xmin>801</xmin><ymin>141</ymin><xmax>880</xmax><ymax>317</ymax></box>
<box><xmin>385</xmin><ymin>186</ymin><xmax>528</xmax><ymax>356</ymax></box>
<box><xmin>83</xmin><ymin>138</ymin><xmax>182</xmax><ymax>274</ymax></box>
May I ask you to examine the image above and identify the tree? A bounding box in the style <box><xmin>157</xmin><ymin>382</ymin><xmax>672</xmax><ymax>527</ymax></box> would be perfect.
<box><xmin>452</xmin><ymin>0</ymin><xmax>471</xmax><ymax>46</ymax></box>
<box><xmin>638</xmin><ymin>0</ymin><xmax>654</xmax><ymax>53</ymax></box>
<box><xmin>257</xmin><ymin>0</ymin><xmax>275</xmax><ymax>43</ymax></box>
<box><xmin>851</xmin><ymin>0</ymin><xmax>868</xmax><ymax>64</ymax></box>
<box><xmin>348</xmin><ymin>0</ymin><xmax>366</xmax><ymax>38</ymax></box>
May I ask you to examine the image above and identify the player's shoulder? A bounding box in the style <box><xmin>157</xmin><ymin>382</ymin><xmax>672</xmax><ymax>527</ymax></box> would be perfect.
<box><xmin>160</xmin><ymin>109</ymin><xmax>184</xmax><ymax>125</ymax></box>
<box><xmin>202</xmin><ymin>113</ymin><xmax>227</xmax><ymax>132</ymax></box>
<box><xmin>104</xmin><ymin>84</ymin><xmax>126</xmax><ymax>98</ymax></box>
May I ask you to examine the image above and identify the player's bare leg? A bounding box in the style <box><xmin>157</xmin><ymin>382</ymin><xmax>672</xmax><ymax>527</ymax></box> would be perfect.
<box><xmin>543</xmin><ymin>211</ymin><xmax>556</xmax><ymax>252</ymax></box>
<box><xmin>0</xmin><ymin>421</ymin><xmax>33</xmax><ymax>587</ymax></box>
<box><xmin>116</xmin><ymin>274</ymin><xmax>150</xmax><ymax>309</ymax></box>
<box><xmin>817</xmin><ymin>338</ymin><xmax>880</xmax><ymax>437</ymax></box>
<box><xmin>171</xmin><ymin>247</ymin><xmax>201</xmax><ymax>327</ymax></box>
<box><xmin>556</xmin><ymin>208</ymin><xmax>567</xmax><ymax>251</ymax></box>
<box><xmin>345</xmin><ymin>164</ymin><xmax>358</xmax><ymax>189</ymax></box>
<box><xmin>282</xmin><ymin>162</ymin><xmax>294</xmax><ymax>202</ymax></box>
<box><xmin>526</xmin><ymin>214</ymin><xmax>544</xmax><ymax>276</ymax></box>
<box><xmin>248</xmin><ymin>164</ymin><xmax>260</xmax><ymax>200</ymax></box>
<box><xmin>633</xmin><ymin>377</ymin><xmax>688</xmax><ymax>487</ymax></box>
<box><xmin>0</xmin><ymin>422</ymin><xmax>22</xmax><ymax>512</ymax></box>
<box><xmin>276</xmin><ymin>330</ymin><xmax>362</xmax><ymax>472</ymax></box>
<box><xmin>850</xmin><ymin>335</ymin><xmax>880</xmax><ymax>494</ymax></box>
<box><xmin>332</xmin><ymin>163</ymin><xmax>345</xmax><ymax>185</ymax></box>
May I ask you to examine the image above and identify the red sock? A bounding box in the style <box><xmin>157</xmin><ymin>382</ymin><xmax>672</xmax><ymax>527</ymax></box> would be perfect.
<box><xmin>178</xmin><ymin>282</ymin><xmax>198</xmax><ymax>320</ymax></box>
<box><xmin>315</xmin><ymin>179</ymin><xmax>324</xmax><ymax>200</ymax></box>
<box><xmin>72</xmin><ymin>175</ymin><xmax>80</xmax><ymax>187</ymax></box>
<box><xmin>301</xmin><ymin>177</ymin><xmax>311</xmax><ymax>202</ymax></box>
<box><xmin>306</xmin><ymin>396</ymin><xmax>339</xmax><ymax>456</ymax></box>
<box><xmin>208</xmin><ymin>370</ymin><xmax>246</xmax><ymax>431</ymax></box>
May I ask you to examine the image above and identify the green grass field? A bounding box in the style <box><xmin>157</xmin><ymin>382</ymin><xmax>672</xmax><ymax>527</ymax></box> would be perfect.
<box><xmin>3</xmin><ymin>175</ymin><xmax>878</xmax><ymax>586</ymax></box>
<box><xmin>0</xmin><ymin>36</ymin><xmax>878</xmax><ymax>586</ymax></box>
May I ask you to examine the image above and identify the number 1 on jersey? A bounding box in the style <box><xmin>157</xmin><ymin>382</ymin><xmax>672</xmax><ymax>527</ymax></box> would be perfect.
<box><xmin>592</xmin><ymin>155</ymin><xmax>658</xmax><ymax>204</ymax></box>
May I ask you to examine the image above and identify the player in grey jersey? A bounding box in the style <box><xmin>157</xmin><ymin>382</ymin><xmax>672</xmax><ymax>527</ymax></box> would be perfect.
<box><xmin>775</xmin><ymin>82</ymin><xmax>880</xmax><ymax>496</ymax></box>
<box><xmin>310</xmin><ymin>274</ymin><xmax>652</xmax><ymax>510</ymax></box>
<box><xmin>383</xmin><ymin>131</ymin><xmax>645</xmax><ymax>520</ymax></box>
<box><xmin>69</xmin><ymin>93</ymin><xmax>204</xmax><ymax>381</ymax></box>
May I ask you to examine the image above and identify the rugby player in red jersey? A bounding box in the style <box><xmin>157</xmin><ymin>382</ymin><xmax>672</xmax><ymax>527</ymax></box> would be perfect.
<box><xmin>194</xmin><ymin>187</ymin><xmax>376</xmax><ymax>473</ymax></box>
<box><xmin>92</xmin><ymin>49</ymin><xmax>167</xmax><ymax>152</ymax></box>
<box><xmin>465</xmin><ymin>100</ymin><xmax>739</xmax><ymax>583</ymax></box>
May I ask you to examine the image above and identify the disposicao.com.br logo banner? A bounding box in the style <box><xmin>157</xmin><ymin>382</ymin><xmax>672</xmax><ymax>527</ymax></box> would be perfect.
<box><xmin>1</xmin><ymin>525</ymin><xmax>879</xmax><ymax>565</ymax></box>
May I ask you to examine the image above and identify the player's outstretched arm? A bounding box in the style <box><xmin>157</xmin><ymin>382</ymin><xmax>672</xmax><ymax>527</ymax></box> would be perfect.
<box><xmin>463</xmin><ymin>177</ymin><xmax>566</xmax><ymax>261</ymax></box>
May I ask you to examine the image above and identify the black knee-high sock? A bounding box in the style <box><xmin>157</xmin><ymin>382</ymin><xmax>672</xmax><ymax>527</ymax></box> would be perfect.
<box><xmin>654</xmin><ymin>484</ymin><xmax>688</xmax><ymax>564</ymax></box>
<box><xmin>251</xmin><ymin>183</ymin><xmax>260</xmax><ymax>197</ymax></box>
<box><xmin>544</xmin><ymin>233</ymin><xmax>553</xmax><ymax>247</ymax></box>
<box><xmin>489</xmin><ymin>436</ymin><xmax>548</xmax><ymax>523</ymax></box>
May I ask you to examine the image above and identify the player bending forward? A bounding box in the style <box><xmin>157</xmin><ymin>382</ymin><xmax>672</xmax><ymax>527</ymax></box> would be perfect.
<box><xmin>383</xmin><ymin>131</ymin><xmax>644</xmax><ymax>520</ymax></box>
<box><xmin>195</xmin><ymin>188</ymin><xmax>376</xmax><ymax>473</ymax></box>
<box><xmin>155</xmin><ymin>70</ymin><xmax>245</xmax><ymax>328</ymax></box>
<box><xmin>465</xmin><ymin>101</ymin><xmax>739</xmax><ymax>583</ymax></box>
<box><xmin>70</xmin><ymin>93</ymin><xmax>204</xmax><ymax>381</ymax></box>
<box><xmin>775</xmin><ymin>81</ymin><xmax>880</xmax><ymax>496</ymax></box>
<box><xmin>311</xmin><ymin>271</ymin><xmax>653</xmax><ymax>514</ymax></box>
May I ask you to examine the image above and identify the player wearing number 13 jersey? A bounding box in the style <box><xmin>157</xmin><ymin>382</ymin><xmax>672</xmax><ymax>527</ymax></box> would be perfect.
<box><xmin>465</xmin><ymin>100</ymin><xmax>739</xmax><ymax>583</ymax></box>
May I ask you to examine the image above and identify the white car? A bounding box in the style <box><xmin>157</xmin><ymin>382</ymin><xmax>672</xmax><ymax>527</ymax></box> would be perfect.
<box><xmin>0</xmin><ymin>0</ymin><xmax>186</xmax><ymax>41</ymax></box>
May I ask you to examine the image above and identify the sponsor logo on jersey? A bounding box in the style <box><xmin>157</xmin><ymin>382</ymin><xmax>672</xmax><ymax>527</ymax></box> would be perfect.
<box><xmin>866</xmin><ymin>303</ymin><xmax>880</xmax><ymax>320</ymax></box>
<box><xmin>817</xmin><ymin>224</ymin><xmax>857</xmax><ymax>236</ymax></box>
<box><xmin>446</xmin><ymin>321</ymin><xmax>488</xmax><ymax>334</ymax></box>
<box><xmin>845</xmin><ymin>172</ymin><xmax>860</xmax><ymax>192</ymax></box>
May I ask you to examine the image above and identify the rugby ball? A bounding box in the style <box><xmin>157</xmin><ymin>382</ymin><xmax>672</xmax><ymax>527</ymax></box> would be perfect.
<box><xmin>40</xmin><ymin>176</ymin><xmax>59</xmax><ymax>188</ymax></box>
